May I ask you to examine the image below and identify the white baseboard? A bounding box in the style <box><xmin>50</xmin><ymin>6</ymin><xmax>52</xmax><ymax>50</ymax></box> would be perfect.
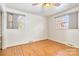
<box><xmin>3</xmin><ymin>38</ymin><xmax>79</xmax><ymax>49</ymax></box>
<box><xmin>4</xmin><ymin>38</ymin><xmax>47</xmax><ymax>49</ymax></box>
<box><xmin>49</xmin><ymin>38</ymin><xmax>79</xmax><ymax>48</ymax></box>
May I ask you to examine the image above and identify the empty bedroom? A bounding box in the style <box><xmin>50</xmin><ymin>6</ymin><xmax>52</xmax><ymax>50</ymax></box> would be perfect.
<box><xmin>0</xmin><ymin>3</ymin><xmax>79</xmax><ymax>56</ymax></box>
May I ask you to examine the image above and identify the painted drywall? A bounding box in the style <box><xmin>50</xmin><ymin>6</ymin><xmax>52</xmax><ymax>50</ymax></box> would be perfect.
<box><xmin>48</xmin><ymin>10</ymin><xmax>79</xmax><ymax>48</ymax></box>
<box><xmin>48</xmin><ymin>17</ymin><xmax>67</xmax><ymax>42</ymax></box>
<box><xmin>0</xmin><ymin>12</ymin><xmax>2</xmax><ymax>49</ymax></box>
<box><xmin>2</xmin><ymin>4</ymin><xmax>79</xmax><ymax>49</ymax></box>
<box><xmin>2</xmin><ymin>7</ymin><xmax>47</xmax><ymax>48</ymax></box>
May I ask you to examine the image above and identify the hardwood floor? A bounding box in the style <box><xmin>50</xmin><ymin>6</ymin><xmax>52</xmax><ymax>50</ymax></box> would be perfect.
<box><xmin>0</xmin><ymin>39</ymin><xmax>79</xmax><ymax>56</ymax></box>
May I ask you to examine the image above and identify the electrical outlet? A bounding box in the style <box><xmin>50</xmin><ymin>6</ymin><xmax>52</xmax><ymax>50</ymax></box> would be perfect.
<box><xmin>27</xmin><ymin>41</ymin><xmax>33</xmax><ymax>45</ymax></box>
<box><xmin>68</xmin><ymin>44</ymin><xmax>73</xmax><ymax>47</ymax></box>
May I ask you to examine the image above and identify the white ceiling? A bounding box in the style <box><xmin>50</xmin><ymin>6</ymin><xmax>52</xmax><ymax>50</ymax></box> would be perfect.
<box><xmin>5</xmin><ymin>3</ymin><xmax>79</xmax><ymax>16</ymax></box>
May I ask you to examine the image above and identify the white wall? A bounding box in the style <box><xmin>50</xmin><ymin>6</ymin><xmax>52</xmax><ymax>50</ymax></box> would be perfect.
<box><xmin>0</xmin><ymin>13</ymin><xmax>1</xmax><ymax>47</ymax></box>
<box><xmin>2</xmin><ymin>4</ymin><xmax>79</xmax><ymax>49</ymax></box>
<box><xmin>48</xmin><ymin>7</ymin><xmax>79</xmax><ymax>48</ymax></box>
<box><xmin>2</xmin><ymin>7</ymin><xmax>47</xmax><ymax>48</ymax></box>
<box><xmin>48</xmin><ymin>17</ymin><xmax>67</xmax><ymax>43</ymax></box>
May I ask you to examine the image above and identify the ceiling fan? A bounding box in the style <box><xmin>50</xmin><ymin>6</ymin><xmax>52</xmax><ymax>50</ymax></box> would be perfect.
<box><xmin>32</xmin><ymin>3</ymin><xmax>61</xmax><ymax>8</ymax></box>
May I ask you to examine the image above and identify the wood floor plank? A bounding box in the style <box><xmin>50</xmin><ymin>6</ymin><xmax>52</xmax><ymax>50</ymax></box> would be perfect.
<box><xmin>0</xmin><ymin>39</ymin><xmax>79</xmax><ymax>56</ymax></box>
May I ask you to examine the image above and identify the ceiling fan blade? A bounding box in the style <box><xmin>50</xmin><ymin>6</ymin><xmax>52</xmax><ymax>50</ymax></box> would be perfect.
<box><xmin>54</xmin><ymin>3</ymin><xmax>61</xmax><ymax>6</ymax></box>
<box><xmin>32</xmin><ymin>3</ymin><xmax>39</xmax><ymax>6</ymax></box>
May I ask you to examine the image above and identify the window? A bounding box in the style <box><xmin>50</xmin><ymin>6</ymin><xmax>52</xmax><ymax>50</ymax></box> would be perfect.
<box><xmin>56</xmin><ymin>15</ymin><xmax>69</xmax><ymax>29</ymax></box>
<box><xmin>56</xmin><ymin>12</ymin><xmax>78</xmax><ymax>29</ymax></box>
<box><xmin>7</xmin><ymin>13</ymin><xmax>18</xmax><ymax>29</ymax></box>
<box><xmin>7</xmin><ymin>12</ymin><xmax>26</xmax><ymax>30</ymax></box>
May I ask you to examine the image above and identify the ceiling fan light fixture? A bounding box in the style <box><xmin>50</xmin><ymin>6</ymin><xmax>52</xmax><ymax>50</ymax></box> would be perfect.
<box><xmin>42</xmin><ymin>3</ymin><xmax>55</xmax><ymax>8</ymax></box>
<box><xmin>32</xmin><ymin>3</ymin><xmax>61</xmax><ymax>9</ymax></box>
